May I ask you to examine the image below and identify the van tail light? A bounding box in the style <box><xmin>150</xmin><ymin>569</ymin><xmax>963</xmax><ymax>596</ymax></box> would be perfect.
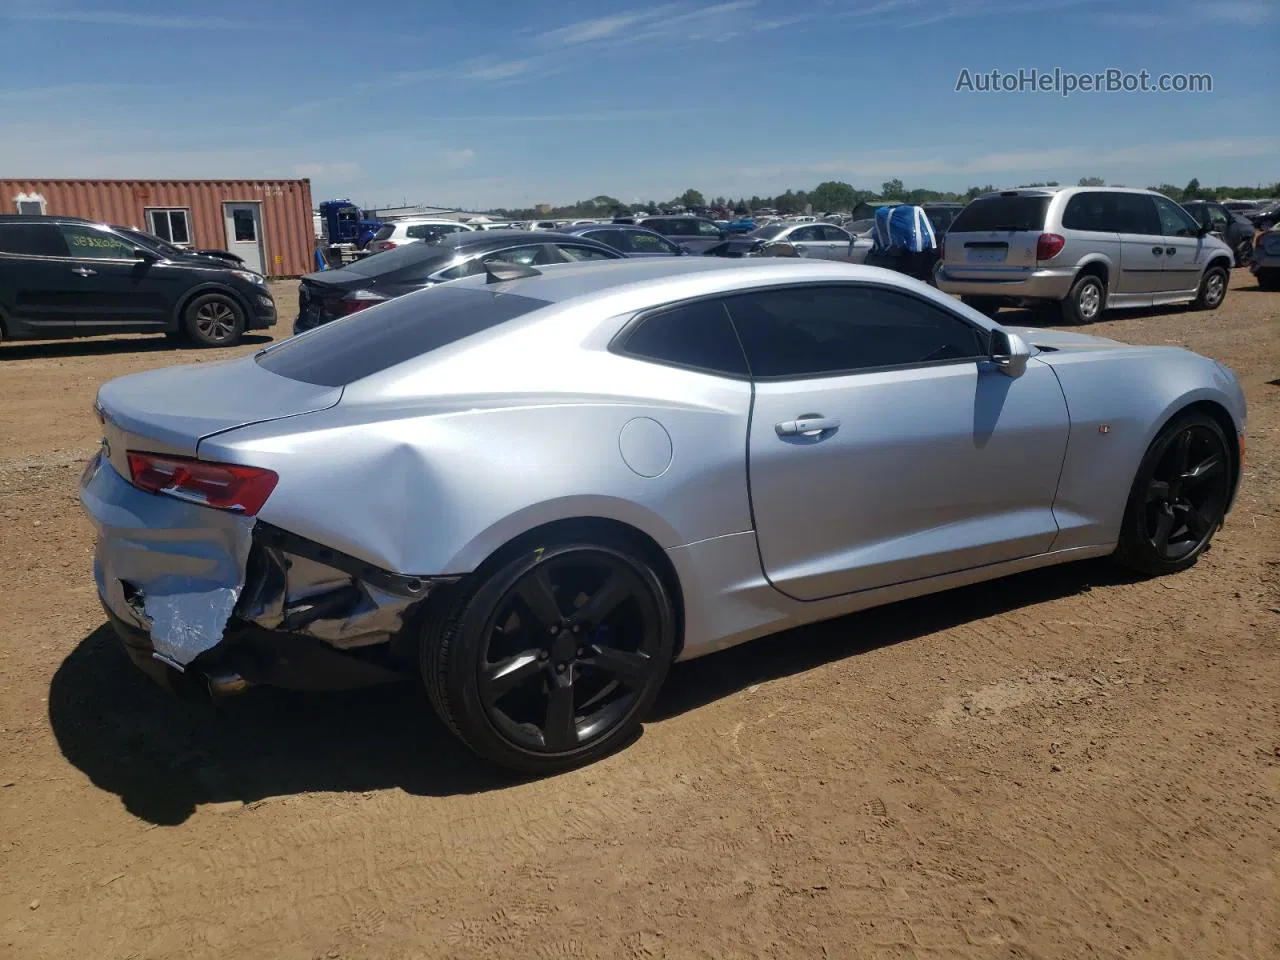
<box><xmin>1256</xmin><ymin>233</ymin><xmax>1266</xmax><ymax>248</ymax></box>
<box><xmin>127</xmin><ymin>452</ymin><xmax>278</xmax><ymax>516</ymax></box>
<box><xmin>1036</xmin><ymin>232</ymin><xmax>1066</xmax><ymax>261</ymax></box>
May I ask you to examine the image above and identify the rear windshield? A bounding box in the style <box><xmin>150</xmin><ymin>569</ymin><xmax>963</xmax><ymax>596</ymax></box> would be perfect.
<box><xmin>257</xmin><ymin>285</ymin><xmax>550</xmax><ymax>387</ymax></box>
<box><xmin>339</xmin><ymin>241</ymin><xmax>454</xmax><ymax>276</ymax></box>
<box><xmin>949</xmin><ymin>196</ymin><xmax>1051</xmax><ymax>233</ymax></box>
<box><xmin>371</xmin><ymin>225</ymin><xmax>395</xmax><ymax>241</ymax></box>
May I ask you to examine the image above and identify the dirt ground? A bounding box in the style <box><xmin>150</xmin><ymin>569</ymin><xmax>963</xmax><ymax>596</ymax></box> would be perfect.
<box><xmin>1</xmin><ymin>273</ymin><xmax>1277</xmax><ymax>960</ymax></box>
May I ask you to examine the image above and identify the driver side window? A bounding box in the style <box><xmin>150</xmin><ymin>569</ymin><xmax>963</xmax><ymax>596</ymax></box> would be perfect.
<box><xmin>697</xmin><ymin>220</ymin><xmax>722</xmax><ymax>237</ymax></box>
<box><xmin>1153</xmin><ymin>196</ymin><xmax>1200</xmax><ymax>238</ymax></box>
<box><xmin>724</xmin><ymin>285</ymin><xmax>988</xmax><ymax>380</ymax></box>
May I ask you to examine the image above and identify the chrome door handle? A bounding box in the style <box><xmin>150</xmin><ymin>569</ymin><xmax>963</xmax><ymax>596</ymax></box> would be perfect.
<box><xmin>776</xmin><ymin>417</ymin><xmax>841</xmax><ymax>437</ymax></box>
<box><xmin>71</xmin><ymin>267</ymin><xmax>97</xmax><ymax>277</ymax></box>
<box><xmin>1150</xmin><ymin>247</ymin><xmax>1163</xmax><ymax>256</ymax></box>
<box><xmin>1165</xmin><ymin>247</ymin><xmax>1176</xmax><ymax>256</ymax></box>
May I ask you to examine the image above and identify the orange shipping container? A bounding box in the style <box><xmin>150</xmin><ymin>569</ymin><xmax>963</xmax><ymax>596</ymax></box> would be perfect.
<box><xmin>0</xmin><ymin>178</ymin><xmax>315</xmax><ymax>278</ymax></box>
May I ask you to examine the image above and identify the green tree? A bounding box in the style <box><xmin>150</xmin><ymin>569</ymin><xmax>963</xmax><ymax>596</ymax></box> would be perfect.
<box><xmin>1153</xmin><ymin>183</ymin><xmax>1183</xmax><ymax>200</ymax></box>
<box><xmin>881</xmin><ymin>178</ymin><xmax>905</xmax><ymax>200</ymax></box>
<box><xmin>678</xmin><ymin>188</ymin><xmax>705</xmax><ymax>209</ymax></box>
<box><xmin>1183</xmin><ymin>177</ymin><xmax>1201</xmax><ymax>199</ymax></box>
<box><xmin>1077</xmin><ymin>176</ymin><xmax>1106</xmax><ymax>187</ymax></box>
<box><xmin>809</xmin><ymin>181</ymin><xmax>856</xmax><ymax>213</ymax></box>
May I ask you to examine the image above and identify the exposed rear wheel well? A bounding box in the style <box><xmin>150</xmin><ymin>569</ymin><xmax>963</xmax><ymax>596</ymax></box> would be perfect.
<box><xmin>403</xmin><ymin>517</ymin><xmax>686</xmax><ymax>663</ymax></box>
<box><xmin>1075</xmin><ymin>260</ymin><xmax>1109</xmax><ymax>291</ymax></box>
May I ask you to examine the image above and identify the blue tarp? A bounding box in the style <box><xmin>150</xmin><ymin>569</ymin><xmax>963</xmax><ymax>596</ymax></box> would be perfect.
<box><xmin>871</xmin><ymin>205</ymin><xmax>938</xmax><ymax>253</ymax></box>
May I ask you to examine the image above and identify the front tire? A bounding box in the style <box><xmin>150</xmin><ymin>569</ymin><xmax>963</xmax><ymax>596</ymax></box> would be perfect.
<box><xmin>1112</xmin><ymin>412</ymin><xmax>1232</xmax><ymax>576</ymax></box>
<box><xmin>1060</xmin><ymin>273</ymin><xmax>1105</xmax><ymax>325</ymax></box>
<box><xmin>422</xmin><ymin>540</ymin><xmax>676</xmax><ymax>774</ymax></box>
<box><xmin>184</xmin><ymin>293</ymin><xmax>245</xmax><ymax>347</ymax></box>
<box><xmin>1193</xmin><ymin>265</ymin><xmax>1229</xmax><ymax>311</ymax></box>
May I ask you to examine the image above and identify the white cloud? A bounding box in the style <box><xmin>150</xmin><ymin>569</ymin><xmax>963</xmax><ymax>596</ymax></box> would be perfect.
<box><xmin>292</xmin><ymin>162</ymin><xmax>362</xmax><ymax>179</ymax></box>
<box><xmin>439</xmin><ymin>148</ymin><xmax>476</xmax><ymax>169</ymax></box>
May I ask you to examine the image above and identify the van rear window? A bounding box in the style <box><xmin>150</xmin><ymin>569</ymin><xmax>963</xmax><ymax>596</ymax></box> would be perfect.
<box><xmin>257</xmin><ymin>285</ymin><xmax>550</xmax><ymax>387</ymax></box>
<box><xmin>949</xmin><ymin>196</ymin><xmax>1051</xmax><ymax>233</ymax></box>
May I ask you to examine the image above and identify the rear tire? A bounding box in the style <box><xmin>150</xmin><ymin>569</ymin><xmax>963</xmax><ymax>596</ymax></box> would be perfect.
<box><xmin>960</xmin><ymin>295</ymin><xmax>1002</xmax><ymax>318</ymax></box>
<box><xmin>422</xmin><ymin>539</ymin><xmax>676</xmax><ymax>775</ymax></box>
<box><xmin>1112</xmin><ymin>412</ymin><xmax>1232</xmax><ymax>576</ymax></box>
<box><xmin>1060</xmin><ymin>273</ymin><xmax>1105</xmax><ymax>325</ymax></box>
<box><xmin>1192</xmin><ymin>265</ymin><xmax>1228</xmax><ymax>310</ymax></box>
<box><xmin>1257</xmin><ymin>270</ymin><xmax>1280</xmax><ymax>291</ymax></box>
<box><xmin>184</xmin><ymin>293</ymin><xmax>245</xmax><ymax>347</ymax></box>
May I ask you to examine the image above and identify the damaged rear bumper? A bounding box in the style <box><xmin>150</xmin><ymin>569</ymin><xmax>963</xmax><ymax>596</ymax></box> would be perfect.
<box><xmin>80</xmin><ymin>451</ymin><xmax>458</xmax><ymax>690</ymax></box>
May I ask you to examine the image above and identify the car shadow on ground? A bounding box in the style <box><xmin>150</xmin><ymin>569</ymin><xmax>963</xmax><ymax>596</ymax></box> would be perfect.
<box><xmin>49</xmin><ymin>558</ymin><xmax>1135</xmax><ymax>825</ymax></box>
<box><xmin>1</xmin><ymin>334</ymin><xmax>272</xmax><ymax>361</ymax></box>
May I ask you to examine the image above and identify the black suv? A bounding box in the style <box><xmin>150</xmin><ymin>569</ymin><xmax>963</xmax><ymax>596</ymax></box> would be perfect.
<box><xmin>0</xmin><ymin>215</ymin><xmax>275</xmax><ymax>347</ymax></box>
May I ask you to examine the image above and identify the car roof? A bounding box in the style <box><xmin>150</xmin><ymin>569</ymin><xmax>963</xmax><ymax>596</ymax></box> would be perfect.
<box><xmin>447</xmin><ymin>255</ymin><xmax>925</xmax><ymax>307</ymax></box>
<box><xmin>0</xmin><ymin>214</ymin><xmax>95</xmax><ymax>225</ymax></box>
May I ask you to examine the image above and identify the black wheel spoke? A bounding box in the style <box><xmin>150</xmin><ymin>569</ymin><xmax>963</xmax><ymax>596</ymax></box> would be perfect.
<box><xmin>1152</xmin><ymin>503</ymin><xmax>1175</xmax><ymax>554</ymax></box>
<box><xmin>1173</xmin><ymin>429</ymin><xmax>1194</xmax><ymax>474</ymax></box>
<box><xmin>542</xmin><ymin>679</ymin><xmax>577</xmax><ymax>750</ymax></box>
<box><xmin>581</xmin><ymin>645</ymin><xmax>651</xmax><ymax>689</ymax></box>
<box><xmin>517</xmin><ymin>567</ymin><xmax>562</xmax><ymax>631</ymax></box>
<box><xmin>1183</xmin><ymin>506</ymin><xmax>1212</xmax><ymax>537</ymax></box>
<box><xmin>484</xmin><ymin>651</ymin><xmax>544</xmax><ymax>697</ymax></box>
<box><xmin>1181</xmin><ymin>454</ymin><xmax>1222</xmax><ymax>485</ymax></box>
<box><xmin>571</xmin><ymin>571</ymin><xmax>628</xmax><ymax>629</ymax></box>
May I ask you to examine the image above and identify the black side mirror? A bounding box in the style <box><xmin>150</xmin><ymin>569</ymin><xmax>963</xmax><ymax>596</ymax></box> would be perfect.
<box><xmin>1196</xmin><ymin>223</ymin><xmax>1213</xmax><ymax>238</ymax></box>
<box><xmin>133</xmin><ymin>245</ymin><xmax>159</xmax><ymax>261</ymax></box>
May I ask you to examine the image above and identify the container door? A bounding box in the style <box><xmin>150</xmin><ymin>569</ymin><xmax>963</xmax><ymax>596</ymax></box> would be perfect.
<box><xmin>223</xmin><ymin>202</ymin><xmax>265</xmax><ymax>274</ymax></box>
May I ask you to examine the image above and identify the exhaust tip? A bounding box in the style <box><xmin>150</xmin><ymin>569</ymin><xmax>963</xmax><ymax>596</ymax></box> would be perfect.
<box><xmin>205</xmin><ymin>669</ymin><xmax>251</xmax><ymax>698</ymax></box>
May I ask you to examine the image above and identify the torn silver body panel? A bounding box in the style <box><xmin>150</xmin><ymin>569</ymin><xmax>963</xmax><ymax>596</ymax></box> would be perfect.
<box><xmin>81</xmin><ymin>452</ymin><xmax>441</xmax><ymax>670</ymax></box>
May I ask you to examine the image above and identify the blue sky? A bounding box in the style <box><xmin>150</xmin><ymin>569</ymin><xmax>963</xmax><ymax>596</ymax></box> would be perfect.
<box><xmin>0</xmin><ymin>0</ymin><xmax>1276</xmax><ymax>210</ymax></box>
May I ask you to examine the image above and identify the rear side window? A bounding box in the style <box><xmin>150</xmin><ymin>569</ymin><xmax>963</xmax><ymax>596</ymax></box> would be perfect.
<box><xmin>257</xmin><ymin>286</ymin><xmax>550</xmax><ymax>387</ymax></box>
<box><xmin>1062</xmin><ymin>192</ymin><xmax>1111</xmax><ymax>231</ymax></box>
<box><xmin>0</xmin><ymin>223</ymin><xmax>68</xmax><ymax>256</ymax></box>
<box><xmin>627</xmin><ymin>231</ymin><xmax>679</xmax><ymax>254</ymax></box>
<box><xmin>617</xmin><ymin>299</ymin><xmax>749</xmax><ymax>377</ymax></box>
<box><xmin>406</xmin><ymin>223</ymin><xmax>464</xmax><ymax>240</ymax></box>
<box><xmin>949</xmin><ymin>196</ymin><xmax>1050</xmax><ymax>232</ymax></box>
<box><xmin>372</xmin><ymin>225</ymin><xmax>395</xmax><ymax>241</ymax></box>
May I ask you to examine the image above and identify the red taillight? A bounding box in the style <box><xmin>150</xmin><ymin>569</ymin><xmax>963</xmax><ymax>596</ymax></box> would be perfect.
<box><xmin>379</xmin><ymin>240</ymin><xmax>397</xmax><ymax>250</ymax></box>
<box><xmin>127</xmin><ymin>452</ymin><xmax>278</xmax><ymax>516</ymax></box>
<box><xmin>1036</xmin><ymin>232</ymin><xmax>1066</xmax><ymax>261</ymax></box>
<box><xmin>1256</xmin><ymin>233</ymin><xmax>1266</xmax><ymax>248</ymax></box>
<box><xmin>333</xmin><ymin>288</ymin><xmax>387</xmax><ymax>316</ymax></box>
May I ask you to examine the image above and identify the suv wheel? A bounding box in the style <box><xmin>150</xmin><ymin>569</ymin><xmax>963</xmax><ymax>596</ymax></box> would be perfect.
<box><xmin>184</xmin><ymin>293</ymin><xmax>245</xmax><ymax>347</ymax></box>
<box><xmin>1060</xmin><ymin>273</ymin><xmax>1105</xmax><ymax>325</ymax></box>
<box><xmin>1193</xmin><ymin>265</ymin><xmax>1228</xmax><ymax>311</ymax></box>
<box><xmin>1233</xmin><ymin>239</ymin><xmax>1254</xmax><ymax>267</ymax></box>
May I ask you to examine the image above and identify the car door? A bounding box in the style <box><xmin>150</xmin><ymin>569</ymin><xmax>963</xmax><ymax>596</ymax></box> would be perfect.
<box><xmin>1152</xmin><ymin>195</ymin><xmax>1208</xmax><ymax>298</ymax></box>
<box><xmin>1109</xmin><ymin>192</ymin><xmax>1165</xmax><ymax>300</ymax></box>
<box><xmin>786</xmin><ymin>225</ymin><xmax>824</xmax><ymax>258</ymax></box>
<box><xmin>727</xmin><ymin>283</ymin><xmax>1070</xmax><ymax>600</ymax></box>
<box><xmin>818</xmin><ymin>224</ymin><xmax>856</xmax><ymax>260</ymax></box>
<box><xmin>0</xmin><ymin>221</ymin><xmax>80</xmax><ymax>337</ymax></box>
<box><xmin>54</xmin><ymin>223</ymin><xmax>175</xmax><ymax>331</ymax></box>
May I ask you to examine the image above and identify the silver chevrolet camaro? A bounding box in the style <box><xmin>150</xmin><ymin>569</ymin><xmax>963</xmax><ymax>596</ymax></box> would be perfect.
<box><xmin>81</xmin><ymin>257</ymin><xmax>1247</xmax><ymax>773</ymax></box>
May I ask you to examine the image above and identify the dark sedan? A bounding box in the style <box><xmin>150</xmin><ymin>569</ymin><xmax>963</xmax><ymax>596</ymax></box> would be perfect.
<box><xmin>1180</xmin><ymin>201</ymin><xmax>1258</xmax><ymax>266</ymax></box>
<box><xmin>557</xmin><ymin>223</ymin><xmax>686</xmax><ymax>257</ymax></box>
<box><xmin>636</xmin><ymin>216</ymin><xmax>728</xmax><ymax>254</ymax></box>
<box><xmin>294</xmin><ymin>230</ymin><xmax>623</xmax><ymax>333</ymax></box>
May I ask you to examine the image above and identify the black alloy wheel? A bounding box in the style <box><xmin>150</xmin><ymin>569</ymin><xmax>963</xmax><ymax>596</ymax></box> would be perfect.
<box><xmin>424</xmin><ymin>542</ymin><xmax>675</xmax><ymax>773</ymax></box>
<box><xmin>1142</xmin><ymin>425</ymin><xmax>1229</xmax><ymax>562</ymax></box>
<box><xmin>1114</xmin><ymin>413</ymin><xmax>1232</xmax><ymax>575</ymax></box>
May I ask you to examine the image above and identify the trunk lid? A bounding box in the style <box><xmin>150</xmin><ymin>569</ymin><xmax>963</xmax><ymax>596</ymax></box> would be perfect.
<box><xmin>95</xmin><ymin>356</ymin><xmax>341</xmax><ymax>477</ymax></box>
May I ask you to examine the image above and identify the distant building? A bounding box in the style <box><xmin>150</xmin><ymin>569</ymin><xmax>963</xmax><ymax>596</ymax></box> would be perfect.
<box><xmin>1</xmin><ymin>177</ymin><xmax>314</xmax><ymax>277</ymax></box>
